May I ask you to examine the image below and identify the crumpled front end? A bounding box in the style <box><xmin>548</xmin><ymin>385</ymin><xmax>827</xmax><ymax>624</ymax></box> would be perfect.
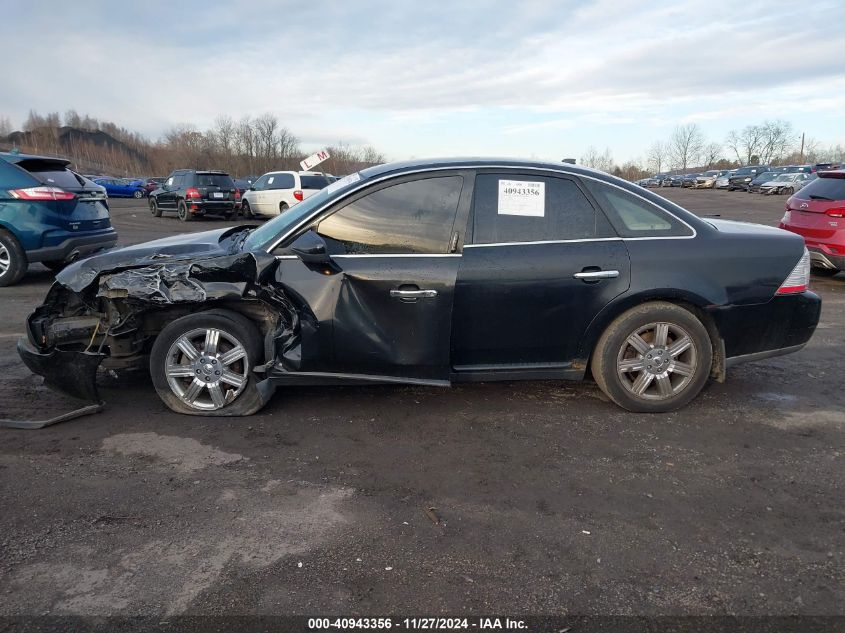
<box><xmin>18</xmin><ymin>249</ymin><xmax>304</xmax><ymax>403</ymax></box>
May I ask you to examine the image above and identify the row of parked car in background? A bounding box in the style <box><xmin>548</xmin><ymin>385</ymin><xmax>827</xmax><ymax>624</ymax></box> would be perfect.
<box><xmin>636</xmin><ymin>163</ymin><xmax>842</xmax><ymax>195</ymax></box>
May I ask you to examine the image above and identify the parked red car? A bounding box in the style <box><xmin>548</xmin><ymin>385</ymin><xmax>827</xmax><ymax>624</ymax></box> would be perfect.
<box><xmin>779</xmin><ymin>169</ymin><xmax>845</xmax><ymax>276</ymax></box>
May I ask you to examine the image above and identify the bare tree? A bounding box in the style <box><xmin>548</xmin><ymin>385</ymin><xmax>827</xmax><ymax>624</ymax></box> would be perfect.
<box><xmin>212</xmin><ymin>115</ymin><xmax>236</xmax><ymax>156</ymax></box>
<box><xmin>0</xmin><ymin>115</ymin><xmax>11</xmax><ymax>138</ymax></box>
<box><xmin>702</xmin><ymin>142</ymin><xmax>722</xmax><ymax>167</ymax></box>
<box><xmin>580</xmin><ymin>146</ymin><xmax>614</xmax><ymax>172</ymax></box>
<box><xmin>758</xmin><ymin>120</ymin><xmax>794</xmax><ymax>164</ymax></box>
<box><xmin>647</xmin><ymin>141</ymin><xmax>667</xmax><ymax>173</ymax></box>
<box><xmin>668</xmin><ymin>124</ymin><xmax>705</xmax><ymax>171</ymax></box>
<box><xmin>726</xmin><ymin>125</ymin><xmax>766</xmax><ymax>165</ymax></box>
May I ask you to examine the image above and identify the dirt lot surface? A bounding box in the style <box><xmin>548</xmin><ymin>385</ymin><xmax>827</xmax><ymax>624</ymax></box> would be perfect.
<box><xmin>0</xmin><ymin>189</ymin><xmax>842</xmax><ymax>618</ymax></box>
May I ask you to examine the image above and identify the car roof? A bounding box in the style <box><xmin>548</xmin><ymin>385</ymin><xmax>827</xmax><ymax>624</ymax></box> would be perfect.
<box><xmin>358</xmin><ymin>157</ymin><xmax>628</xmax><ymax>184</ymax></box>
<box><xmin>819</xmin><ymin>169</ymin><xmax>845</xmax><ymax>179</ymax></box>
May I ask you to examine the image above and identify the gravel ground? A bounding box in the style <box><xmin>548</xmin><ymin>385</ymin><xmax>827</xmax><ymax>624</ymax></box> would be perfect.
<box><xmin>0</xmin><ymin>188</ymin><xmax>842</xmax><ymax>618</ymax></box>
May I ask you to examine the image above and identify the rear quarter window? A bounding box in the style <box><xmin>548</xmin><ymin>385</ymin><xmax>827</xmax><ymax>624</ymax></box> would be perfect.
<box><xmin>0</xmin><ymin>159</ymin><xmax>40</xmax><ymax>190</ymax></box>
<box><xmin>796</xmin><ymin>177</ymin><xmax>845</xmax><ymax>200</ymax></box>
<box><xmin>584</xmin><ymin>180</ymin><xmax>694</xmax><ymax>238</ymax></box>
<box><xmin>300</xmin><ymin>175</ymin><xmax>329</xmax><ymax>190</ymax></box>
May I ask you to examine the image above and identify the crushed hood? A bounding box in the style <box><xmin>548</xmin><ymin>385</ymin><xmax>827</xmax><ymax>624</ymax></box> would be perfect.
<box><xmin>56</xmin><ymin>226</ymin><xmax>250</xmax><ymax>292</ymax></box>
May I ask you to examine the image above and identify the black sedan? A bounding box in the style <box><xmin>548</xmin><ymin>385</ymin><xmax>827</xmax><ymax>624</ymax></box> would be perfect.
<box><xmin>18</xmin><ymin>158</ymin><xmax>820</xmax><ymax>415</ymax></box>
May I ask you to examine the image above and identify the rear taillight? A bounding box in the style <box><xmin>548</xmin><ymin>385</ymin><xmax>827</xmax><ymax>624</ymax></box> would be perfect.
<box><xmin>9</xmin><ymin>186</ymin><xmax>75</xmax><ymax>201</ymax></box>
<box><xmin>293</xmin><ymin>190</ymin><xmax>304</xmax><ymax>201</ymax></box>
<box><xmin>234</xmin><ymin>188</ymin><xmax>241</xmax><ymax>201</ymax></box>
<box><xmin>824</xmin><ymin>207</ymin><xmax>845</xmax><ymax>218</ymax></box>
<box><xmin>776</xmin><ymin>248</ymin><xmax>810</xmax><ymax>295</ymax></box>
<box><xmin>186</xmin><ymin>188</ymin><xmax>201</xmax><ymax>200</ymax></box>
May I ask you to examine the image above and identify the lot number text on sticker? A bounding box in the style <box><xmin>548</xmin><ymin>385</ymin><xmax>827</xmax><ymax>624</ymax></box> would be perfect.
<box><xmin>498</xmin><ymin>179</ymin><xmax>545</xmax><ymax>217</ymax></box>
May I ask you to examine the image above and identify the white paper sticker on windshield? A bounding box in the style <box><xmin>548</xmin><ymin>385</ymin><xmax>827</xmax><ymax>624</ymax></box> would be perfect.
<box><xmin>498</xmin><ymin>179</ymin><xmax>545</xmax><ymax>216</ymax></box>
<box><xmin>325</xmin><ymin>172</ymin><xmax>361</xmax><ymax>196</ymax></box>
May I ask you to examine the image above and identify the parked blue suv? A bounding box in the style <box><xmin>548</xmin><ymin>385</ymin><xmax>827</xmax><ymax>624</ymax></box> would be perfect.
<box><xmin>0</xmin><ymin>153</ymin><xmax>118</xmax><ymax>286</ymax></box>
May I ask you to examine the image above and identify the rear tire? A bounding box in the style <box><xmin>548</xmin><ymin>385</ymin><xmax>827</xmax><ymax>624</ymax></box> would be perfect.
<box><xmin>0</xmin><ymin>231</ymin><xmax>27</xmax><ymax>287</ymax></box>
<box><xmin>591</xmin><ymin>302</ymin><xmax>712</xmax><ymax>413</ymax></box>
<box><xmin>279</xmin><ymin>202</ymin><xmax>289</xmax><ymax>214</ymax></box>
<box><xmin>150</xmin><ymin>310</ymin><xmax>267</xmax><ymax>416</ymax></box>
<box><xmin>150</xmin><ymin>198</ymin><xmax>162</xmax><ymax>217</ymax></box>
<box><xmin>177</xmin><ymin>200</ymin><xmax>192</xmax><ymax>222</ymax></box>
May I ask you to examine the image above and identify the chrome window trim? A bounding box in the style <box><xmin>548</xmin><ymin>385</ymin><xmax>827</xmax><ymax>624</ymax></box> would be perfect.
<box><xmin>264</xmin><ymin>165</ymin><xmax>698</xmax><ymax>253</ymax></box>
<box><xmin>333</xmin><ymin>253</ymin><xmax>461</xmax><ymax>258</ymax></box>
<box><xmin>466</xmin><ymin>237</ymin><xmax>622</xmax><ymax>248</ymax></box>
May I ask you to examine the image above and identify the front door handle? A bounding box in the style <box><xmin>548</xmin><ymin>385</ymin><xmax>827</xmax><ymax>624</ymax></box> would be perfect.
<box><xmin>573</xmin><ymin>270</ymin><xmax>620</xmax><ymax>280</ymax></box>
<box><xmin>390</xmin><ymin>289</ymin><xmax>438</xmax><ymax>299</ymax></box>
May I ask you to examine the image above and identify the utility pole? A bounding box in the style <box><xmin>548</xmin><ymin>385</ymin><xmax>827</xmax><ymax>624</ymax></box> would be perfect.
<box><xmin>800</xmin><ymin>132</ymin><xmax>805</xmax><ymax>162</ymax></box>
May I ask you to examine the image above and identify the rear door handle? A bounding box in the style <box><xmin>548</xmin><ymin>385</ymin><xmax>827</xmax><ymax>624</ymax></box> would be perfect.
<box><xmin>573</xmin><ymin>270</ymin><xmax>620</xmax><ymax>280</ymax></box>
<box><xmin>390</xmin><ymin>289</ymin><xmax>438</xmax><ymax>299</ymax></box>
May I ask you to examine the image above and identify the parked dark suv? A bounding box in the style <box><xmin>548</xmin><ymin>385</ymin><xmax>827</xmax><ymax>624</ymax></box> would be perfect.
<box><xmin>727</xmin><ymin>165</ymin><xmax>771</xmax><ymax>191</ymax></box>
<box><xmin>148</xmin><ymin>170</ymin><xmax>241</xmax><ymax>221</ymax></box>
<box><xmin>0</xmin><ymin>152</ymin><xmax>117</xmax><ymax>286</ymax></box>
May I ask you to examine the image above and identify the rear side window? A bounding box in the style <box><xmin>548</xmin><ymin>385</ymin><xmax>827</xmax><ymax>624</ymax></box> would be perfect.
<box><xmin>196</xmin><ymin>173</ymin><xmax>235</xmax><ymax>188</ymax></box>
<box><xmin>0</xmin><ymin>158</ymin><xmax>40</xmax><ymax>190</ymax></box>
<box><xmin>268</xmin><ymin>173</ymin><xmax>296</xmax><ymax>190</ymax></box>
<box><xmin>585</xmin><ymin>180</ymin><xmax>693</xmax><ymax>238</ymax></box>
<box><xmin>300</xmin><ymin>175</ymin><xmax>329</xmax><ymax>190</ymax></box>
<box><xmin>471</xmin><ymin>174</ymin><xmax>614</xmax><ymax>244</ymax></box>
<box><xmin>795</xmin><ymin>176</ymin><xmax>845</xmax><ymax>201</ymax></box>
<box><xmin>317</xmin><ymin>176</ymin><xmax>463</xmax><ymax>254</ymax></box>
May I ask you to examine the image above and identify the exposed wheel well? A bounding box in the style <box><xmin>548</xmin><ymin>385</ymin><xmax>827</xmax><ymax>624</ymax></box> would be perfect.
<box><xmin>584</xmin><ymin>297</ymin><xmax>725</xmax><ymax>382</ymax></box>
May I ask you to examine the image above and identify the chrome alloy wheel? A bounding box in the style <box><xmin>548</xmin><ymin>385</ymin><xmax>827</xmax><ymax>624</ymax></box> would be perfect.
<box><xmin>616</xmin><ymin>321</ymin><xmax>698</xmax><ymax>401</ymax></box>
<box><xmin>0</xmin><ymin>243</ymin><xmax>9</xmax><ymax>275</ymax></box>
<box><xmin>164</xmin><ymin>327</ymin><xmax>249</xmax><ymax>411</ymax></box>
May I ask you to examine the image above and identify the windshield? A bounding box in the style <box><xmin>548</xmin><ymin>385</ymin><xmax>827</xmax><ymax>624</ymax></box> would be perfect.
<box><xmin>242</xmin><ymin>172</ymin><xmax>363</xmax><ymax>251</ymax></box>
<box><xmin>774</xmin><ymin>174</ymin><xmax>793</xmax><ymax>181</ymax></box>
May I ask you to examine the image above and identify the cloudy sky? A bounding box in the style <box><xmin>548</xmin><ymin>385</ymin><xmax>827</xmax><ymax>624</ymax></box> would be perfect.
<box><xmin>3</xmin><ymin>0</ymin><xmax>844</xmax><ymax>163</ymax></box>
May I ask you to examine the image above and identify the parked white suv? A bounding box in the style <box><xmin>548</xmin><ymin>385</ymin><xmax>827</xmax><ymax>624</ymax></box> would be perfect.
<box><xmin>240</xmin><ymin>171</ymin><xmax>330</xmax><ymax>218</ymax></box>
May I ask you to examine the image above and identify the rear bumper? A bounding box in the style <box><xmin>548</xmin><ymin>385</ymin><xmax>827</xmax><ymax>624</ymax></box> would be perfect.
<box><xmin>26</xmin><ymin>230</ymin><xmax>118</xmax><ymax>263</ymax></box>
<box><xmin>808</xmin><ymin>247</ymin><xmax>845</xmax><ymax>270</ymax></box>
<box><xmin>191</xmin><ymin>201</ymin><xmax>236</xmax><ymax>215</ymax></box>
<box><xmin>712</xmin><ymin>291</ymin><xmax>821</xmax><ymax>361</ymax></box>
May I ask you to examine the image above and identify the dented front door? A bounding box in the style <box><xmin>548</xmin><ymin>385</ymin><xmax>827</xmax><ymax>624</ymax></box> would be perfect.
<box><xmin>277</xmin><ymin>173</ymin><xmax>471</xmax><ymax>381</ymax></box>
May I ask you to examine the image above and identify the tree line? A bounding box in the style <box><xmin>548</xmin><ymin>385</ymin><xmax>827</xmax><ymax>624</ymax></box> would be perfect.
<box><xmin>0</xmin><ymin>109</ymin><xmax>386</xmax><ymax>178</ymax></box>
<box><xmin>582</xmin><ymin>120</ymin><xmax>844</xmax><ymax>180</ymax></box>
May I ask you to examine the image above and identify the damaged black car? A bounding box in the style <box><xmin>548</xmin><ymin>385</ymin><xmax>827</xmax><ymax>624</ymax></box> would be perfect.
<box><xmin>18</xmin><ymin>158</ymin><xmax>821</xmax><ymax>415</ymax></box>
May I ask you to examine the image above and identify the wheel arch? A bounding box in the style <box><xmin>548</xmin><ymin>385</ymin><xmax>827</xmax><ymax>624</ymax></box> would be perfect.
<box><xmin>579</xmin><ymin>290</ymin><xmax>726</xmax><ymax>382</ymax></box>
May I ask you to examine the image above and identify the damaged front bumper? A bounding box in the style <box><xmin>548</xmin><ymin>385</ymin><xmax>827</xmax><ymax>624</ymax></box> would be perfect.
<box><xmin>17</xmin><ymin>338</ymin><xmax>105</xmax><ymax>403</ymax></box>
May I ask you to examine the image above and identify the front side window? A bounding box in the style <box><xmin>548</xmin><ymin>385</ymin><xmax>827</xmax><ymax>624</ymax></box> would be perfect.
<box><xmin>470</xmin><ymin>173</ymin><xmax>614</xmax><ymax>244</ymax></box>
<box><xmin>585</xmin><ymin>180</ymin><xmax>693</xmax><ymax>238</ymax></box>
<box><xmin>316</xmin><ymin>176</ymin><xmax>463</xmax><ymax>254</ymax></box>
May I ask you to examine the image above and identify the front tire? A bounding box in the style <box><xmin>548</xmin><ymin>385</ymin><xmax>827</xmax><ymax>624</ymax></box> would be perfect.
<box><xmin>591</xmin><ymin>302</ymin><xmax>712</xmax><ymax>413</ymax></box>
<box><xmin>241</xmin><ymin>200</ymin><xmax>253</xmax><ymax>218</ymax></box>
<box><xmin>811</xmin><ymin>267</ymin><xmax>839</xmax><ymax>277</ymax></box>
<box><xmin>0</xmin><ymin>231</ymin><xmax>27</xmax><ymax>287</ymax></box>
<box><xmin>150</xmin><ymin>198</ymin><xmax>162</xmax><ymax>217</ymax></box>
<box><xmin>133</xmin><ymin>189</ymin><xmax>144</xmax><ymax>199</ymax></box>
<box><xmin>177</xmin><ymin>200</ymin><xmax>192</xmax><ymax>222</ymax></box>
<box><xmin>150</xmin><ymin>310</ymin><xmax>267</xmax><ymax>416</ymax></box>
